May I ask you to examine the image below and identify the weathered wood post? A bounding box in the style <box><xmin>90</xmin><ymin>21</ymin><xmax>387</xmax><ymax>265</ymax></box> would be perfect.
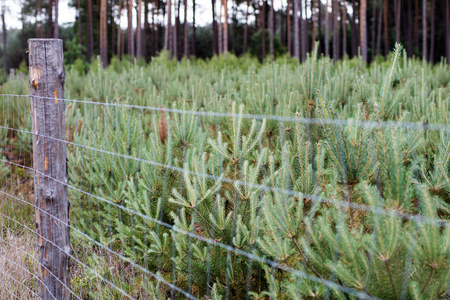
<box><xmin>28</xmin><ymin>39</ymin><xmax>70</xmax><ymax>300</ymax></box>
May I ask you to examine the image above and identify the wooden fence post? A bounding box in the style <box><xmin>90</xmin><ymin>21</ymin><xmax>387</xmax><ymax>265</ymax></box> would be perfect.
<box><xmin>28</xmin><ymin>39</ymin><xmax>70</xmax><ymax>300</ymax></box>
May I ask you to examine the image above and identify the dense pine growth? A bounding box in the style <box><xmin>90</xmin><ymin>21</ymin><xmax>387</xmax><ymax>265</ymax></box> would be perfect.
<box><xmin>1</xmin><ymin>47</ymin><xmax>450</xmax><ymax>298</ymax></box>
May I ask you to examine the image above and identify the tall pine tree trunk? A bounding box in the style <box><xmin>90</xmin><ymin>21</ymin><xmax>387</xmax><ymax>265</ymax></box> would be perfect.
<box><xmin>429</xmin><ymin>0</ymin><xmax>435</xmax><ymax>62</ymax></box>
<box><xmin>77</xmin><ymin>0</ymin><xmax>82</xmax><ymax>44</ymax></box>
<box><xmin>261</xmin><ymin>0</ymin><xmax>266</xmax><ymax>60</ymax></box>
<box><xmin>332</xmin><ymin>0</ymin><xmax>339</xmax><ymax>62</ymax></box>
<box><xmin>360</xmin><ymin>0</ymin><xmax>367</xmax><ymax>62</ymax></box>
<box><xmin>243</xmin><ymin>0</ymin><xmax>249</xmax><ymax>53</ymax></box>
<box><xmin>287</xmin><ymin>0</ymin><xmax>291</xmax><ymax>54</ymax></box>
<box><xmin>311</xmin><ymin>0</ymin><xmax>316</xmax><ymax>47</ymax></box>
<box><xmin>143</xmin><ymin>0</ymin><xmax>149</xmax><ymax>58</ymax></box>
<box><xmin>174</xmin><ymin>0</ymin><xmax>180</xmax><ymax>59</ymax></box>
<box><xmin>1</xmin><ymin>4</ymin><xmax>6</xmax><ymax>73</ymax></box>
<box><xmin>218</xmin><ymin>0</ymin><xmax>223</xmax><ymax>54</ymax></box>
<box><xmin>414</xmin><ymin>0</ymin><xmax>419</xmax><ymax>48</ymax></box>
<box><xmin>164</xmin><ymin>0</ymin><xmax>172</xmax><ymax>51</ymax></box>
<box><xmin>87</xmin><ymin>0</ymin><xmax>94</xmax><ymax>60</ymax></box>
<box><xmin>212</xmin><ymin>0</ymin><xmax>218</xmax><ymax>54</ymax></box>
<box><xmin>371</xmin><ymin>0</ymin><xmax>376</xmax><ymax>60</ymax></box>
<box><xmin>269</xmin><ymin>0</ymin><xmax>274</xmax><ymax>60</ymax></box>
<box><xmin>118</xmin><ymin>0</ymin><xmax>123</xmax><ymax>58</ymax></box>
<box><xmin>100</xmin><ymin>0</ymin><xmax>108</xmax><ymax>66</ymax></box>
<box><xmin>184</xmin><ymin>0</ymin><xmax>189</xmax><ymax>57</ymax></box>
<box><xmin>395</xmin><ymin>0</ymin><xmax>401</xmax><ymax>42</ymax></box>
<box><xmin>293</xmin><ymin>0</ymin><xmax>300</xmax><ymax>60</ymax></box>
<box><xmin>155</xmin><ymin>0</ymin><xmax>160</xmax><ymax>55</ymax></box>
<box><xmin>376</xmin><ymin>5</ymin><xmax>382</xmax><ymax>56</ymax></box>
<box><xmin>300</xmin><ymin>0</ymin><xmax>307</xmax><ymax>61</ymax></box>
<box><xmin>325</xmin><ymin>0</ymin><xmax>329</xmax><ymax>56</ymax></box>
<box><xmin>342</xmin><ymin>1</ymin><xmax>347</xmax><ymax>57</ymax></box>
<box><xmin>407</xmin><ymin>0</ymin><xmax>413</xmax><ymax>56</ymax></box>
<box><xmin>223</xmin><ymin>0</ymin><xmax>228</xmax><ymax>53</ymax></box>
<box><xmin>192</xmin><ymin>0</ymin><xmax>196</xmax><ymax>56</ymax></box>
<box><xmin>383</xmin><ymin>0</ymin><xmax>388</xmax><ymax>57</ymax></box>
<box><xmin>48</xmin><ymin>0</ymin><xmax>54</xmax><ymax>37</ymax></box>
<box><xmin>446</xmin><ymin>0</ymin><xmax>450</xmax><ymax>65</ymax></box>
<box><xmin>318</xmin><ymin>0</ymin><xmax>322</xmax><ymax>53</ymax></box>
<box><xmin>422</xmin><ymin>0</ymin><xmax>427</xmax><ymax>61</ymax></box>
<box><xmin>136</xmin><ymin>0</ymin><xmax>142</xmax><ymax>59</ymax></box>
<box><xmin>54</xmin><ymin>0</ymin><xmax>59</xmax><ymax>38</ymax></box>
<box><xmin>128</xmin><ymin>0</ymin><xmax>135</xmax><ymax>57</ymax></box>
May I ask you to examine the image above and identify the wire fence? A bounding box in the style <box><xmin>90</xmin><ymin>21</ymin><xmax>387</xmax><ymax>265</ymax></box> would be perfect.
<box><xmin>0</xmin><ymin>92</ymin><xmax>449</xmax><ymax>299</ymax></box>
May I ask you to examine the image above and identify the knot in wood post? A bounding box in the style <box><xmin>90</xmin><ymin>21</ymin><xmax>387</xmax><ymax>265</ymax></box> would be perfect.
<box><xmin>28</xmin><ymin>38</ymin><xmax>70</xmax><ymax>300</ymax></box>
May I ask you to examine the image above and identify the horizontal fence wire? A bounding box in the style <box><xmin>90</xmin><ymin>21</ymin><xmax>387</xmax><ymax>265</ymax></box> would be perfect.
<box><xmin>1</xmin><ymin>93</ymin><xmax>449</xmax><ymax>299</ymax></box>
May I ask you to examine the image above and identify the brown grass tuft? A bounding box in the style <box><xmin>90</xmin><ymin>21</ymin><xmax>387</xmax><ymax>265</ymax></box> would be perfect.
<box><xmin>157</xmin><ymin>107</ymin><xmax>168</xmax><ymax>144</ymax></box>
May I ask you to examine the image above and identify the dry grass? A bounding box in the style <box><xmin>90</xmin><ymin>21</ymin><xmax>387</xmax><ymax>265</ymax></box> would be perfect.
<box><xmin>0</xmin><ymin>229</ymin><xmax>37</xmax><ymax>299</ymax></box>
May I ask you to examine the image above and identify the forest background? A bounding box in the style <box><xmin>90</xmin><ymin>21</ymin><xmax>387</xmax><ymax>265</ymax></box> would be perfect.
<box><xmin>1</xmin><ymin>0</ymin><xmax>450</xmax><ymax>75</ymax></box>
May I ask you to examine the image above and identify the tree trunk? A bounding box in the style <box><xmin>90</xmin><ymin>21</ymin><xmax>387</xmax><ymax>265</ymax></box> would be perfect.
<box><xmin>243</xmin><ymin>0</ymin><xmax>249</xmax><ymax>53</ymax></box>
<box><xmin>360</xmin><ymin>0</ymin><xmax>367</xmax><ymax>62</ymax></box>
<box><xmin>395</xmin><ymin>0</ymin><xmax>401</xmax><ymax>42</ymax></box>
<box><xmin>371</xmin><ymin>0</ymin><xmax>376</xmax><ymax>60</ymax></box>
<box><xmin>218</xmin><ymin>0</ymin><xmax>223</xmax><ymax>54</ymax></box>
<box><xmin>136</xmin><ymin>0</ymin><xmax>142</xmax><ymax>58</ymax></box>
<box><xmin>293</xmin><ymin>0</ymin><xmax>300</xmax><ymax>60</ymax></box>
<box><xmin>446</xmin><ymin>0</ymin><xmax>450</xmax><ymax>64</ymax></box>
<box><xmin>376</xmin><ymin>4</ymin><xmax>382</xmax><ymax>56</ymax></box>
<box><xmin>54</xmin><ymin>0</ymin><xmax>59</xmax><ymax>38</ymax></box>
<box><xmin>406</xmin><ymin>0</ymin><xmax>413</xmax><ymax>56</ymax></box>
<box><xmin>155</xmin><ymin>0</ymin><xmax>160</xmax><ymax>55</ymax></box>
<box><xmin>325</xmin><ymin>0</ymin><xmax>329</xmax><ymax>56</ymax></box>
<box><xmin>111</xmin><ymin>3</ymin><xmax>115</xmax><ymax>60</ymax></box>
<box><xmin>383</xmin><ymin>0</ymin><xmax>388</xmax><ymax>56</ymax></box>
<box><xmin>332</xmin><ymin>0</ymin><xmax>339</xmax><ymax>62</ymax></box>
<box><xmin>144</xmin><ymin>0</ymin><xmax>149</xmax><ymax>58</ymax></box>
<box><xmin>269</xmin><ymin>0</ymin><xmax>274</xmax><ymax>60</ymax></box>
<box><xmin>414</xmin><ymin>0</ymin><xmax>419</xmax><ymax>48</ymax></box>
<box><xmin>301</xmin><ymin>0</ymin><xmax>307</xmax><ymax>60</ymax></box>
<box><xmin>311</xmin><ymin>0</ymin><xmax>316</xmax><ymax>47</ymax></box>
<box><xmin>192</xmin><ymin>0</ymin><xmax>196</xmax><ymax>56</ymax></box>
<box><xmin>422</xmin><ymin>0</ymin><xmax>426</xmax><ymax>61</ymax></box>
<box><xmin>1</xmin><ymin>4</ymin><xmax>6</xmax><ymax>72</ymax></box>
<box><xmin>164</xmin><ymin>0</ymin><xmax>172</xmax><ymax>51</ymax></box>
<box><xmin>342</xmin><ymin>1</ymin><xmax>347</xmax><ymax>57</ymax></box>
<box><xmin>100</xmin><ymin>0</ymin><xmax>108</xmax><ymax>66</ymax></box>
<box><xmin>77</xmin><ymin>0</ymin><xmax>82</xmax><ymax>44</ymax></box>
<box><xmin>223</xmin><ymin>0</ymin><xmax>228</xmax><ymax>53</ymax></box>
<box><xmin>318</xmin><ymin>0</ymin><xmax>322</xmax><ymax>53</ymax></box>
<box><xmin>48</xmin><ymin>0</ymin><xmax>54</xmax><ymax>37</ymax></box>
<box><xmin>184</xmin><ymin>0</ymin><xmax>189</xmax><ymax>57</ymax></box>
<box><xmin>429</xmin><ymin>0</ymin><xmax>435</xmax><ymax>62</ymax></box>
<box><xmin>175</xmin><ymin>0</ymin><xmax>180</xmax><ymax>59</ymax></box>
<box><xmin>287</xmin><ymin>0</ymin><xmax>291</xmax><ymax>54</ymax></box>
<box><xmin>87</xmin><ymin>0</ymin><xmax>94</xmax><ymax>60</ymax></box>
<box><xmin>128</xmin><ymin>0</ymin><xmax>135</xmax><ymax>57</ymax></box>
<box><xmin>261</xmin><ymin>0</ymin><xmax>266</xmax><ymax>60</ymax></box>
<box><xmin>28</xmin><ymin>38</ymin><xmax>70</xmax><ymax>300</ymax></box>
<box><xmin>212</xmin><ymin>0</ymin><xmax>218</xmax><ymax>54</ymax></box>
<box><xmin>118</xmin><ymin>0</ymin><xmax>123</xmax><ymax>58</ymax></box>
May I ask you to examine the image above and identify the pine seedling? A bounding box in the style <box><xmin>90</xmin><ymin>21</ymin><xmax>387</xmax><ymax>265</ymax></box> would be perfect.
<box><xmin>421</xmin><ymin>133</ymin><xmax>450</xmax><ymax>217</ymax></box>
<box><xmin>376</xmin><ymin>123</ymin><xmax>423</xmax><ymax>212</ymax></box>
<box><xmin>358</xmin><ymin>182</ymin><xmax>408</xmax><ymax>299</ymax></box>
<box><xmin>318</xmin><ymin>94</ymin><xmax>377</xmax><ymax>200</ymax></box>
<box><xmin>376</xmin><ymin>43</ymin><xmax>411</xmax><ymax>120</ymax></box>
<box><xmin>408</xmin><ymin>186</ymin><xmax>450</xmax><ymax>299</ymax></box>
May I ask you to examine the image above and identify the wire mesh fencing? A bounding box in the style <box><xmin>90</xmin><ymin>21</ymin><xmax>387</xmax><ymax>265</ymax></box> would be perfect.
<box><xmin>0</xmin><ymin>91</ymin><xmax>449</xmax><ymax>300</ymax></box>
